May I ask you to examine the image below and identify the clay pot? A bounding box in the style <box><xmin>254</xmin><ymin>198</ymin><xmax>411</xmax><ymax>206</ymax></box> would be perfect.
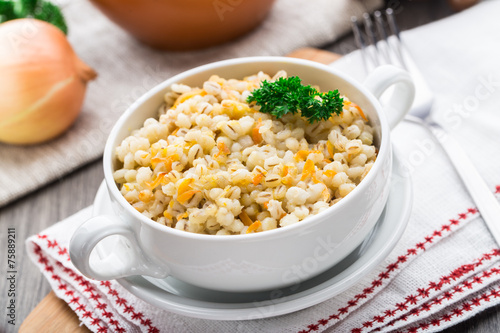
<box><xmin>447</xmin><ymin>0</ymin><xmax>479</xmax><ymax>11</ymax></box>
<box><xmin>89</xmin><ymin>0</ymin><xmax>276</xmax><ymax>50</ymax></box>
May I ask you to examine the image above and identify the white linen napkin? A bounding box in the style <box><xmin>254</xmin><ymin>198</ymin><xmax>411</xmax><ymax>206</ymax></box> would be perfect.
<box><xmin>26</xmin><ymin>1</ymin><xmax>500</xmax><ymax>332</ymax></box>
<box><xmin>0</xmin><ymin>0</ymin><xmax>381</xmax><ymax>207</ymax></box>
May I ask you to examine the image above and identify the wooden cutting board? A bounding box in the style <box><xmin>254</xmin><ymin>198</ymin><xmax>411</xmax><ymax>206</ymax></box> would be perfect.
<box><xmin>19</xmin><ymin>291</ymin><xmax>90</xmax><ymax>333</ymax></box>
<box><xmin>19</xmin><ymin>47</ymin><xmax>341</xmax><ymax>333</ymax></box>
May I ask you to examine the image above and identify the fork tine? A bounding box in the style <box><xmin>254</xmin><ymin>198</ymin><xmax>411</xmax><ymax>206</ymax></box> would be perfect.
<box><xmin>351</xmin><ymin>16</ymin><xmax>365</xmax><ymax>50</ymax></box>
<box><xmin>385</xmin><ymin>8</ymin><xmax>407</xmax><ymax>69</ymax></box>
<box><xmin>352</xmin><ymin>9</ymin><xmax>407</xmax><ymax>71</ymax></box>
<box><xmin>362</xmin><ymin>13</ymin><xmax>380</xmax><ymax>68</ymax></box>
<box><xmin>373</xmin><ymin>11</ymin><xmax>387</xmax><ymax>40</ymax></box>
<box><xmin>373</xmin><ymin>11</ymin><xmax>391</xmax><ymax>65</ymax></box>
<box><xmin>385</xmin><ymin>8</ymin><xmax>400</xmax><ymax>38</ymax></box>
<box><xmin>362</xmin><ymin>13</ymin><xmax>377</xmax><ymax>48</ymax></box>
<box><xmin>351</xmin><ymin>16</ymin><xmax>374</xmax><ymax>73</ymax></box>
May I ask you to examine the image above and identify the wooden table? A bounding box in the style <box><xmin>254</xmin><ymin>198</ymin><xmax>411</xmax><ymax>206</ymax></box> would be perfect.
<box><xmin>1</xmin><ymin>0</ymin><xmax>495</xmax><ymax>332</ymax></box>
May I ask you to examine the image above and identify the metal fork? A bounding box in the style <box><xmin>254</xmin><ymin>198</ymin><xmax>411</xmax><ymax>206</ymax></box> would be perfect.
<box><xmin>352</xmin><ymin>9</ymin><xmax>500</xmax><ymax>244</ymax></box>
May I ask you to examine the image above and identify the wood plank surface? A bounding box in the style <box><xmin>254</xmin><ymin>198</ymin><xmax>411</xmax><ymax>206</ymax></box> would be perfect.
<box><xmin>0</xmin><ymin>159</ymin><xmax>104</xmax><ymax>333</ymax></box>
<box><xmin>287</xmin><ymin>47</ymin><xmax>342</xmax><ymax>64</ymax></box>
<box><xmin>19</xmin><ymin>292</ymin><xmax>90</xmax><ymax>333</ymax></box>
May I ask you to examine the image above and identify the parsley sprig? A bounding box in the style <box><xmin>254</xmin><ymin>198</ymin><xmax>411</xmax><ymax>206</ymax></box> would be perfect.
<box><xmin>247</xmin><ymin>76</ymin><xmax>344</xmax><ymax>123</ymax></box>
<box><xmin>0</xmin><ymin>0</ymin><xmax>67</xmax><ymax>34</ymax></box>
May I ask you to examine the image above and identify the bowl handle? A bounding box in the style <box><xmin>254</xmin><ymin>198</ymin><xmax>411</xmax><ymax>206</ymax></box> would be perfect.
<box><xmin>69</xmin><ymin>215</ymin><xmax>169</xmax><ymax>280</ymax></box>
<box><xmin>363</xmin><ymin>65</ymin><xmax>415</xmax><ymax>129</ymax></box>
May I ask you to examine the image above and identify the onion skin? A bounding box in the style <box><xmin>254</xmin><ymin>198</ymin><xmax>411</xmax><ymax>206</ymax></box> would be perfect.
<box><xmin>0</xmin><ymin>19</ymin><xmax>97</xmax><ymax>145</ymax></box>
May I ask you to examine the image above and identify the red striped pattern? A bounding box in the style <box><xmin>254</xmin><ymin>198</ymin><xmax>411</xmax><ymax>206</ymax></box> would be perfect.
<box><xmin>32</xmin><ymin>235</ymin><xmax>160</xmax><ymax>333</ymax></box>
<box><xmin>298</xmin><ymin>206</ymin><xmax>480</xmax><ymax>333</ymax></box>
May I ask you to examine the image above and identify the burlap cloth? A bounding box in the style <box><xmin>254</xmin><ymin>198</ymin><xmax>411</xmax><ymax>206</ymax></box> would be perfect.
<box><xmin>0</xmin><ymin>0</ymin><xmax>381</xmax><ymax>206</ymax></box>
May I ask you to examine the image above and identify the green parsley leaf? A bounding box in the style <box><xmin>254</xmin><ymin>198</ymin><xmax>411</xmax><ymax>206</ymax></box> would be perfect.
<box><xmin>20</xmin><ymin>0</ymin><xmax>38</xmax><ymax>16</ymax></box>
<box><xmin>34</xmin><ymin>1</ymin><xmax>67</xmax><ymax>34</ymax></box>
<box><xmin>0</xmin><ymin>1</ymin><xmax>16</xmax><ymax>22</ymax></box>
<box><xmin>247</xmin><ymin>76</ymin><xmax>344</xmax><ymax>124</ymax></box>
<box><xmin>0</xmin><ymin>0</ymin><xmax>67</xmax><ymax>34</ymax></box>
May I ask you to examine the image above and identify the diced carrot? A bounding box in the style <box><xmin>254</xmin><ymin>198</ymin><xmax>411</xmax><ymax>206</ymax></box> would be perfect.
<box><xmin>145</xmin><ymin>172</ymin><xmax>166</xmax><ymax>189</ymax></box>
<box><xmin>252</xmin><ymin>128</ymin><xmax>262</xmax><ymax>144</ymax></box>
<box><xmin>239</xmin><ymin>211</ymin><xmax>253</xmax><ymax>227</ymax></box>
<box><xmin>176</xmin><ymin>212</ymin><xmax>189</xmax><ymax>220</ymax></box>
<box><xmin>177</xmin><ymin>178</ymin><xmax>194</xmax><ymax>195</ymax></box>
<box><xmin>312</xmin><ymin>174</ymin><xmax>322</xmax><ymax>184</ymax></box>
<box><xmin>301</xmin><ymin>159</ymin><xmax>315</xmax><ymax>181</ymax></box>
<box><xmin>295</xmin><ymin>150</ymin><xmax>310</xmax><ymax>161</ymax></box>
<box><xmin>221</xmin><ymin>99</ymin><xmax>251</xmax><ymax>117</ymax></box>
<box><xmin>263</xmin><ymin>202</ymin><xmax>269</xmax><ymax>209</ymax></box>
<box><xmin>215</xmin><ymin>141</ymin><xmax>230</xmax><ymax>158</ymax></box>
<box><xmin>172</xmin><ymin>89</ymin><xmax>206</xmax><ymax>109</ymax></box>
<box><xmin>151</xmin><ymin>153</ymin><xmax>179</xmax><ymax>172</ymax></box>
<box><xmin>352</xmin><ymin>103</ymin><xmax>368</xmax><ymax>121</ymax></box>
<box><xmin>327</xmin><ymin>141</ymin><xmax>334</xmax><ymax>158</ymax></box>
<box><xmin>252</xmin><ymin>118</ymin><xmax>263</xmax><ymax>144</ymax></box>
<box><xmin>322</xmin><ymin>187</ymin><xmax>331</xmax><ymax>201</ymax></box>
<box><xmin>165</xmin><ymin>157</ymin><xmax>175</xmax><ymax>172</ymax></box>
<box><xmin>246</xmin><ymin>220</ymin><xmax>262</xmax><ymax>234</ymax></box>
<box><xmin>219</xmin><ymin>141</ymin><xmax>230</xmax><ymax>154</ymax></box>
<box><xmin>177</xmin><ymin>190</ymin><xmax>200</xmax><ymax>205</ymax></box>
<box><xmin>323</xmin><ymin>170</ymin><xmax>337</xmax><ymax>178</ymax></box>
<box><xmin>252</xmin><ymin>173</ymin><xmax>264</xmax><ymax>186</ymax></box>
<box><xmin>184</xmin><ymin>141</ymin><xmax>195</xmax><ymax>149</ymax></box>
<box><xmin>281</xmin><ymin>165</ymin><xmax>289</xmax><ymax>177</ymax></box>
<box><xmin>138</xmin><ymin>190</ymin><xmax>153</xmax><ymax>202</ymax></box>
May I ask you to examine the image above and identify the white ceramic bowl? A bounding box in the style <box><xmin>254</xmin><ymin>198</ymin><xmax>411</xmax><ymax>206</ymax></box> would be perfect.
<box><xmin>70</xmin><ymin>57</ymin><xmax>414</xmax><ymax>292</ymax></box>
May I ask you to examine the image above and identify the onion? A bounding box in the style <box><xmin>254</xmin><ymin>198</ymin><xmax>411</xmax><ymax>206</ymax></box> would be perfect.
<box><xmin>0</xmin><ymin>19</ymin><xmax>97</xmax><ymax>145</ymax></box>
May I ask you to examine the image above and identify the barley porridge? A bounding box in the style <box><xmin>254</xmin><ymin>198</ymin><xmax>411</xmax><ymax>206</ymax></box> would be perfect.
<box><xmin>113</xmin><ymin>71</ymin><xmax>377</xmax><ymax>235</ymax></box>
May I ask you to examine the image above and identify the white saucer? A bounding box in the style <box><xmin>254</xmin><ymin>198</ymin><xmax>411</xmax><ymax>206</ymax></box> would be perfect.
<box><xmin>92</xmin><ymin>150</ymin><xmax>412</xmax><ymax>320</ymax></box>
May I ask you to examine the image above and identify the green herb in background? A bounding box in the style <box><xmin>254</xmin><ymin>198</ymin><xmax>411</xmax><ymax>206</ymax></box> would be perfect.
<box><xmin>247</xmin><ymin>76</ymin><xmax>344</xmax><ymax>123</ymax></box>
<box><xmin>0</xmin><ymin>0</ymin><xmax>67</xmax><ymax>34</ymax></box>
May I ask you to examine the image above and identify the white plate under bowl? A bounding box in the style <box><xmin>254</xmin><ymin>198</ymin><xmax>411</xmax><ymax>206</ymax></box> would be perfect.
<box><xmin>92</xmin><ymin>150</ymin><xmax>412</xmax><ymax>320</ymax></box>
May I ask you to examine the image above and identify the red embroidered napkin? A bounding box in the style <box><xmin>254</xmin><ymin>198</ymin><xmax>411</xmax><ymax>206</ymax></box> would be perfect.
<box><xmin>26</xmin><ymin>1</ymin><xmax>500</xmax><ymax>332</ymax></box>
